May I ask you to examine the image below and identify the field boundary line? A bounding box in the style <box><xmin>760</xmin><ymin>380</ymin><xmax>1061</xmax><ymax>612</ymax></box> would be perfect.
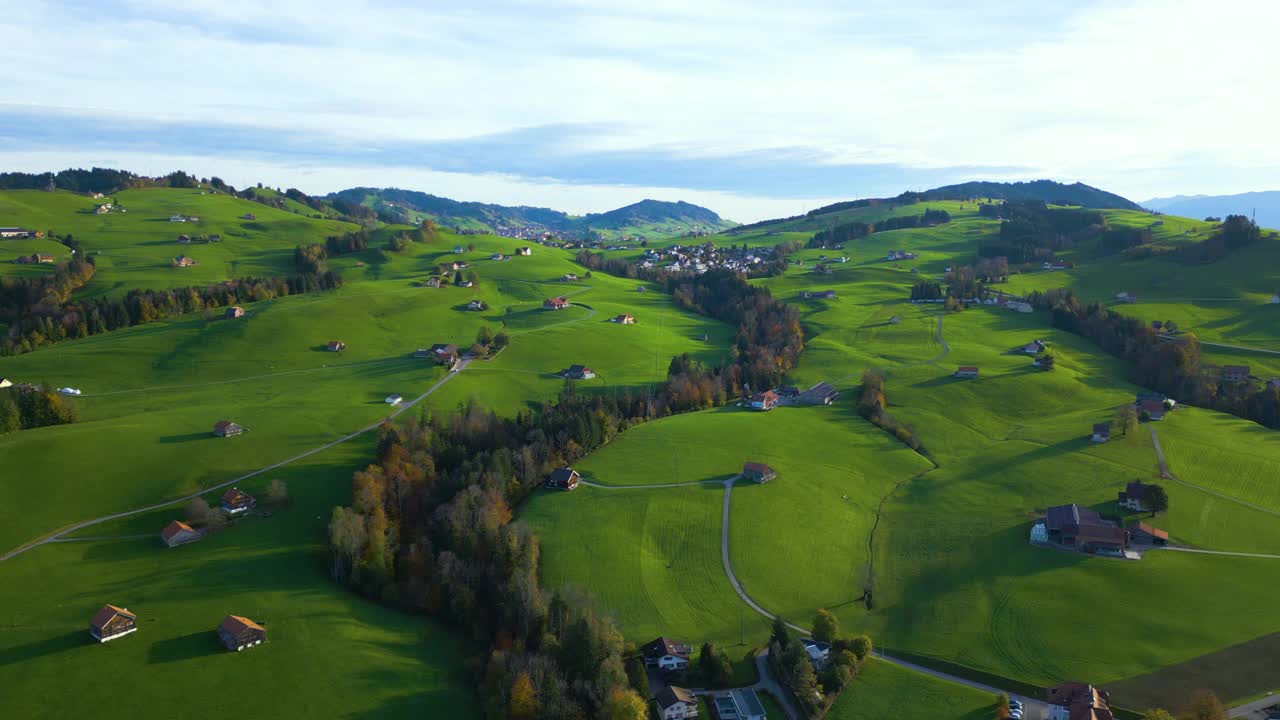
<box><xmin>1150</xmin><ymin>427</ymin><xmax>1280</xmax><ymax>519</ymax></box>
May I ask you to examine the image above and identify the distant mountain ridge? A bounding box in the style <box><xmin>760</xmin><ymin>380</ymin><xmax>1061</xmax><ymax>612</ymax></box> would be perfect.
<box><xmin>917</xmin><ymin>180</ymin><xmax>1140</xmax><ymax>210</ymax></box>
<box><xmin>1141</xmin><ymin>190</ymin><xmax>1280</xmax><ymax>230</ymax></box>
<box><xmin>327</xmin><ymin>187</ymin><xmax>734</xmax><ymax>239</ymax></box>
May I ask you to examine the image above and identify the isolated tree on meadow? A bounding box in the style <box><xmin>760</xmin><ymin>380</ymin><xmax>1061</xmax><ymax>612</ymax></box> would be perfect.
<box><xmin>186</xmin><ymin>497</ymin><xmax>210</xmax><ymax>524</ymax></box>
<box><xmin>477</xmin><ymin>326</ymin><xmax>494</xmax><ymax>346</ymax></box>
<box><xmin>204</xmin><ymin>507</ymin><xmax>228</xmax><ymax>532</ymax></box>
<box><xmin>812</xmin><ymin>608</ymin><xmax>840</xmax><ymax>644</ymax></box>
<box><xmin>467</xmin><ymin>242</ymin><xmax>476</xmax><ymax>252</ymax></box>
<box><xmin>1145</xmin><ymin>484</ymin><xmax>1169</xmax><ymax>516</ymax></box>
<box><xmin>0</xmin><ymin>395</ymin><xmax>20</xmax><ymax>435</ymax></box>
<box><xmin>493</xmin><ymin>331</ymin><xmax>510</xmax><ymax>348</ymax></box>
<box><xmin>266</xmin><ymin>478</ymin><xmax>289</xmax><ymax>505</ymax></box>
<box><xmin>849</xmin><ymin>634</ymin><xmax>873</xmax><ymax>662</ymax></box>
<box><xmin>1116</xmin><ymin>403</ymin><xmax>1138</xmax><ymax>436</ymax></box>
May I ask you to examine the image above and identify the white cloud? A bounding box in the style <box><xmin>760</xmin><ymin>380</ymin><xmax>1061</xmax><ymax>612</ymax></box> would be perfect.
<box><xmin>1</xmin><ymin>0</ymin><xmax>1278</xmax><ymax>205</ymax></box>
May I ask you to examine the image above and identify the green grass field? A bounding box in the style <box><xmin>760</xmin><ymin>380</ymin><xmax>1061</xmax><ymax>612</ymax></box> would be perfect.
<box><xmin>5</xmin><ymin>185</ymin><xmax>1280</xmax><ymax>713</ymax></box>
<box><xmin>827</xmin><ymin>658</ymin><xmax>997</xmax><ymax>720</ymax></box>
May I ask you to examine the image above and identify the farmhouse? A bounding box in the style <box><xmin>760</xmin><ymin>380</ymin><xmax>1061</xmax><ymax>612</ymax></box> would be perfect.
<box><xmin>1138</xmin><ymin>399</ymin><xmax>1166</xmax><ymax>421</ymax></box>
<box><xmin>161</xmin><ymin>520</ymin><xmax>201</xmax><ymax>548</ymax></box>
<box><xmin>612</xmin><ymin>313</ymin><xmax>635</xmax><ymax>324</ymax></box>
<box><xmin>713</xmin><ymin>689</ymin><xmax>767</xmax><ymax>720</ymax></box>
<box><xmin>1021</xmin><ymin>339</ymin><xmax>1047</xmax><ymax>354</ymax></box>
<box><xmin>221</xmin><ymin>487</ymin><xmax>256</xmax><ymax>515</ymax></box>
<box><xmin>801</xmin><ymin>639</ymin><xmax>831</xmax><ymax>669</ymax></box>
<box><xmin>545</xmin><ymin>467</ymin><xmax>580</xmax><ymax>491</ymax></box>
<box><xmin>802</xmin><ymin>290</ymin><xmax>837</xmax><ymax>299</ymax></box>
<box><xmin>748</xmin><ymin>390</ymin><xmax>778</xmax><ymax>411</ymax></box>
<box><xmin>1005</xmin><ymin>300</ymin><xmax>1033</xmax><ymax>313</ymax></box>
<box><xmin>564</xmin><ymin>364</ymin><xmax>596</xmax><ymax>380</ymax></box>
<box><xmin>225</xmin><ymin>306</ymin><xmax>246</xmax><ymax>319</ymax></box>
<box><xmin>385</xmin><ymin>394</ymin><xmax>403</xmax><ymax>406</ymax></box>
<box><xmin>35</xmin><ymin>253</ymin><xmax>55</xmax><ymax>264</ymax></box>
<box><xmin>213</xmin><ymin>420</ymin><xmax>244</xmax><ymax>437</ymax></box>
<box><xmin>1091</xmin><ymin>423</ymin><xmax>1110</xmax><ymax>443</ymax></box>
<box><xmin>467</xmin><ymin>299</ymin><xmax>485</xmax><ymax>311</ymax></box>
<box><xmin>1126</xmin><ymin>521</ymin><xmax>1169</xmax><ymax>546</ymax></box>
<box><xmin>0</xmin><ymin>378</ymin><xmax>11</xmax><ymax>389</ymax></box>
<box><xmin>89</xmin><ymin>604</ymin><xmax>138</xmax><ymax>643</ymax></box>
<box><xmin>1117</xmin><ymin>481</ymin><xmax>1155</xmax><ymax>513</ymax></box>
<box><xmin>240</xmin><ymin>213</ymin><xmax>256</xmax><ymax>220</ymax></box>
<box><xmin>517</xmin><ymin>247</ymin><xmax>532</xmax><ymax>255</ymax></box>
<box><xmin>490</xmin><ymin>252</ymin><xmax>505</xmax><ymax>260</ymax></box>
<box><xmin>427</xmin><ymin>343</ymin><xmax>460</xmax><ymax>366</ymax></box>
<box><xmin>95</xmin><ymin>204</ymin><xmax>112</xmax><ymax>214</ymax></box>
<box><xmin>1221</xmin><ymin>364</ymin><xmax>1251</xmax><ymax>382</ymax></box>
<box><xmin>176</xmin><ymin>234</ymin><xmax>191</xmax><ymax>244</ymax></box>
<box><xmin>1046</xmin><ymin>682</ymin><xmax>1113</xmax><ymax>720</ymax></box>
<box><xmin>655</xmin><ymin>686</ymin><xmax>699</xmax><ymax>720</ymax></box>
<box><xmin>453</xmin><ymin>245</ymin><xmax>464</xmax><ymax>253</ymax></box>
<box><xmin>1044</xmin><ymin>504</ymin><xmax>1128</xmax><ymax>553</ymax></box>
<box><xmin>953</xmin><ymin>366</ymin><xmax>980</xmax><ymax>379</ymax></box>
<box><xmin>169</xmin><ymin>215</ymin><xmax>187</xmax><ymax>223</ymax></box>
<box><xmin>642</xmin><ymin>637</ymin><xmax>692</xmax><ymax>671</ymax></box>
<box><xmin>886</xmin><ymin>250</ymin><xmax>917</xmax><ymax>260</ymax></box>
<box><xmin>208</xmin><ymin>234</ymin><xmax>220</xmax><ymax>243</ymax></box>
<box><xmin>543</xmin><ymin>297</ymin><xmax>570</xmax><ymax>310</ymax></box>
<box><xmin>424</xmin><ymin>276</ymin><xmax>441</xmax><ymax>288</ymax></box>
<box><xmin>0</xmin><ymin>227</ymin><xmax>34</xmax><ymax>238</ymax></box>
<box><xmin>218</xmin><ymin>615</ymin><xmax>267</xmax><ymax>652</ymax></box>
<box><xmin>562</xmin><ymin>273</ymin><xmax>579</xmax><ymax>282</ymax></box>
<box><xmin>457</xmin><ymin>280</ymin><xmax>474</xmax><ymax>288</ymax></box>
<box><xmin>1115</xmin><ymin>291</ymin><xmax>1137</xmax><ymax>303</ymax></box>
<box><xmin>326</xmin><ymin>340</ymin><xmax>346</xmax><ymax>352</ymax></box>
<box><xmin>742</xmin><ymin>462</ymin><xmax>776</xmax><ymax>483</ymax></box>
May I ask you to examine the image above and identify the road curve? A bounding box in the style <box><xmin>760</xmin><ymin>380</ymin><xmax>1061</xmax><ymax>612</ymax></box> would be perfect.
<box><xmin>0</xmin><ymin>361</ymin><xmax>469</xmax><ymax>563</ymax></box>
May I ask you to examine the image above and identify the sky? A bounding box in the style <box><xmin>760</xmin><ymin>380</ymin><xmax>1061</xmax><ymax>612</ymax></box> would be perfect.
<box><xmin>1</xmin><ymin>0</ymin><xmax>1278</xmax><ymax>221</ymax></box>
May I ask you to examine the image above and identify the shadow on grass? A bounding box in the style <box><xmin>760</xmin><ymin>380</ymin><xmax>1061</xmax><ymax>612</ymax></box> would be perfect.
<box><xmin>158</xmin><ymin>432</ymin><xmax>214</xmax><ymax>444</ymax></box>
<box><xmin>148</xmin><ymin>630</ymin><xmax>224</xmax><ymax>664</ymax></box>
<box><xmin>0</xmin><ymin>630</ymin><xmax>86</xmax><ymax>667</ymax></box>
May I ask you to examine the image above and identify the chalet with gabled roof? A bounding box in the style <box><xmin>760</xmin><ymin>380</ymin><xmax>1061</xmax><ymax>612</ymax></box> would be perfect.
<box><xmin>221</xmin><ymin>487</ymin><xmax>256</xmax><ymax>515</ymax></box>
<box><xmin>655</xmin><ymin>686</ymin><xmax>698</xmax><ymax>720</ymax></box>
<box><xmin>1046</xmin><ymin>682</ymin><xmax>1113</xmax><ymax>720</ymax></box>
<box><xmin>543</xmin><ymin>297</ymin><xmax>570</xmax><ymax>310</ymax></box>
<box><xmin>89</xmin><ymin>604</ymin><xmax>138</xmax><ymax>643</ymax></box>
<box><xmin>749</xmin><ymin>390</ymin><xmax>778</xmax><ymax>411</ymax></box>
<box><xmin>327</xmin><ymin>340</ymin><xmax>346</xmax><ymax>352</ymax></box>
<box><xmin>517</xmin><ymin>247</ymin><xmax>532</xmax><ymax>255</ymax></box>
<box><xmin>564</xmin><ymin>364</ymin><xmax>596</xmax><ymax>380</ymax></box>
<box><xmin>642</xmin><ymin>637</ymin><xmax>692</xmax><ymax>671</ymax></box>
<box><xmin>545</xmin><ymin>468</ymin><xmax>580</xmax><ymax>491</ymax></box>
<box><xmin>561</xmin><ymin>273</ymin><xmax>579</xmax><ymax>282</ymax></box>
<box><xmin>161</xmin><ymin>520</ymin><xmax>201</xmax><ymax>548</ymax></box>
<box><xmin>742</xmin><ymin>462</ymin><xmax>776</xmax><ymax>483</ymax></box>
<box><xmin>1044</xmin><ymin>504</ymin><xmax>1128</xmax><ymax>553</ymax></box>
<box><xmin>1138</xmin><ymin>399</ymin><xmax>1166</xmax><ymax>421</ymax></box>
<box><xmin>1091</xmin><ymin>423</ymin><xmax>1110</xmax><ymax>443</ymax></box>
<box><xmin>613</xmin><ymin>313</ymin><xmax>635</xmax><ymax>324</ymax></box>
<box><xmin>953</xmin><ymin>366</ymin><xmax>979</xmax><ymax>379</ymax></box>
<box><xmin>218</xmin><ymin>615</ymin><xmax>266</xmax><ymax>652</ymax></box>
<box><xmin>802</xmin><ymin>290</ymin><xmax>837</xmax><ymax>299</ymax></box>
<box><xmin>213</xmin><ymin>420</ymin><xmax>244</xmax><ymax>437</ymax></box>
<box><xmin>1126</xmin><ymin>521</ymin><xmax>1168</xmax><ymax>546</ymax></box>
<box><xmin>225</xmin><ymin>306</ymin><xmax>245</xmax><ymax>319</ymax></box>
<box><xmin>1117</xmin><ymin>481</ymin><xmax>1154</xmax><ymax>512</ymax></box>
<box><xmin>428</xmin><ymin>343</ymin><xmax>459</xmax><ymax>366</ymax></box>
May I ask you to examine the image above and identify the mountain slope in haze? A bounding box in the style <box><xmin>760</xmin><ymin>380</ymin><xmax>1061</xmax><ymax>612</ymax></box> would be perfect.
<box><xmin>1141</xmin><ymin>190</ymin><xmax>1280</xmax><ymax>230</ymax></box>
<box><xmin>328</xmin><ymin>187</ymin><xmax>735</xmax><ymax>239</ymax></box>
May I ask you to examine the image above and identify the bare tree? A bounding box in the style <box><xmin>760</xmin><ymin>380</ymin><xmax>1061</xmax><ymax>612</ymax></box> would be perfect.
<box><xmin>265</xmin><ymin>478</ymin><xmax>289</xmax><ymax>505</ymax></box>
<box><xmin>186</xmin><ymin>497</ymin><xmax>210</xmax><ymax>524</ymax></box>
<box><xmin>1115</xmin><ymin>403</ymin><xmax>1138</xmax><ymax>437</ymax></box>
<box><xmin>204</xmin><ymin>507</ymin><xmax>228</xmax><ymax>532</ymax></box>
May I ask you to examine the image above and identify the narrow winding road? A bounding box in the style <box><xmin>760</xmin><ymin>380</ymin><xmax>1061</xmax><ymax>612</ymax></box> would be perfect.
<box><xmin>0</xmin><ymin>361</ymin><xmax>469</xmax><ymax>563</ymax></box>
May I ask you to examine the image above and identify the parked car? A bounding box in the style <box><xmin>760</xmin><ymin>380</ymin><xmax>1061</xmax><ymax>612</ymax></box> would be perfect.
<box><xmin>1009</xmin><ymin>699</ymin><xmax>1023</xmax><ymax>711</ymax></box>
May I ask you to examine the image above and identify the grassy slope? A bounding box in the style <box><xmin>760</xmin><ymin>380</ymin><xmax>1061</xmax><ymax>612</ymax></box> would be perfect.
<box><xmin>826</xmin><ymin>658</ymin><xmax>996</xmax><ymax>720</ymax></box>
<box><xmin>0</xmin><ymin>191</ymin><xmax>731</xmax><ymax>717</ymax></box>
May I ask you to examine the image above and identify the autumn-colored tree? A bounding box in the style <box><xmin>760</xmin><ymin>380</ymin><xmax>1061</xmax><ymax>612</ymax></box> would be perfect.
<box><xmin>1116</xmin><ymin>403</ymin><xmax>1138</xmax><ymax>436</ymax></box>
<box><xmin>186</xmin><ymin>497</ymin><xmax>210</xmax><ymax>524</ymax></box>
<box><xmin>204</xmin><ymin>507</ymin><xmax>228</xmax><ymax>532</ymax></box>
<box><xmin>601</xmin><ymin>686</ymin><xmax>648</xmax><ymax>720</ymax></box>
<box><xmin>265</xmin><ymin>478</ymin><xmax>289</xmax><ymax>505</ymax></box>
<box><xmin>1140</xmin><ymin>709</ymin><xmax>1174</xmax><ymax>720</ymax></box>
<box><xmin>1181</xmin><ymin>689</ymin><xmax>1226</xmax><ymax>720</ymax></box>
<box><xmin>508</xmin><ymin>671</ymin><xmax>537</xmax><ymax>720</ymax></box>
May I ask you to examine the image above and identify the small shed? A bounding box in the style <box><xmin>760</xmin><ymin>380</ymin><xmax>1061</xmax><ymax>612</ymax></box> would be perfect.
<box><xmin>89</xmin><ymin>604</ymin><xmax>138</xmax><ymax>643</ymax></box>
<box><xmin>953</xmin><ymin>366</ymin><xmax>979</xmax><ymax>379</ymax></box>
<box><xmin>742</xmin><ymin>462</ymin><xmax>776</xmax><ymax>483</ymax></box>
<box><xmin>1091</xmin><ymin>423</ymin><xmax>1111</xmax><ymax>443</ymax></box>
<box><xmin>161</xmin><ymin>520</ymin><xmax>201</xmax><ymax>548</ymax></box>
<box><xmin>225</xmin><ymin>306</ymin><xmax>246</xmax><ymax>319</ymax></box>
<box><xmin>213</xmin><ymin>420</ymin><xmax>244</xmax><ymax>437</ymax></box>
<box><xmin>218</xmin><ymin>615</ymin><xmax>267</xmax><ymax>652</ymax></box>
<box><xmin>545</xmin><ymin>468</ymin><xmax>580</xmax><ymax>491</ymax></box>
<box><xmin>327</xmin><ymin>341</ymin><xmax>346</xmax><ymax>352</ymax></box>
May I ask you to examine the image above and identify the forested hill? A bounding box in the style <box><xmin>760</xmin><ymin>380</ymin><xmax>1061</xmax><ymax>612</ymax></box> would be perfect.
<box><xmin>328</xmin><ymin>187</ymin><xmax>734</xmax><ymax>239</ymax></box>
<box><xmin>917</xmin><ymin>180</ymin><xmax>1140</xmax><ymax>210</ymax></box>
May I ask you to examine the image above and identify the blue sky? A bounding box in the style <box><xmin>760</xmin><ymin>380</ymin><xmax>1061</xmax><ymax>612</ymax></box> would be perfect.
<box><xmin>2</xmin><ymin>0</ymin><xmax>1277</xmax><ymax>221</ymax></box>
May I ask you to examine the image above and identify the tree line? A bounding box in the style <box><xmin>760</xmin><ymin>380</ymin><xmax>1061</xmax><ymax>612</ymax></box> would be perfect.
<box><xmin>0</xmin><ymin>252</ymin><xmax>341</xmax><ymax>356</ymax></box>
<box><xmin>808</xmin><ymin>208</ymin><xmax>951</xmax><ymax>248</ymax></box>
<box><xmin>1027</xmin><ymin>288</ymin><xmax>1280</xmax><ymax>428</ymax></box>
<box><xmin>768</xmin><ymin>613</ymin><xmax>874</xmax><ymax>716</ymax></box>
<box><xmin>0</xmin><ymin>385</ymin><xmax>79</xmax><ymax>435</ymax></box>
<box><xmin>978</xmin><ymin>201</ymin><xmax>1105</xmax><ymax>264</ymax></box>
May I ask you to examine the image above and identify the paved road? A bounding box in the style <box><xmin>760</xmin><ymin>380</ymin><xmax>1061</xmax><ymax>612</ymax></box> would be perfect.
<box><xmin>1158</xmin><ymin>335</ymin><xmax>1280</xmax><ymax>356</ymax></box>
<box><xmin>579</xmin><ymin>477</ymin><xmax>730</xmax><ymax>490</ymax></box>
<box><xmin>714</xmin><ymin>477</ymin><xmax>1046</xmax><ymax>715</ymax></box>
<box><xmin>1164</xmin><ymin>547</ymin><xmax>1280</xmax><ymax>560</ymax></box>
<box><xmin>1150</xmin><ymin>427</ymin><xmax>1280</xmax><ymax>518</ymax></box>
<box><xmin>0</xmin><ymin>361</ymin><xmax>469</xmax><ymax>563</ymax></box>
<box><xmin>1227</xmin><ymin>693</ymin><xmax>1280</xmax><ymax>719</ymax></box>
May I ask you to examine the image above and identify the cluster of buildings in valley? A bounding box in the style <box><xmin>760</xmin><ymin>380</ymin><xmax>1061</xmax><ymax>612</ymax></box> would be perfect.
<box><xmin>742</xmin><ymin>382</ymin><xmax>839</xmax><ymax>412</ymax></box>
<box><xmin>1029</xmin><ymin>480</ymin><xmax>1169</xmax><ymax>560</ymax></box>
<box><xmin>637</xmin><ymin>242</ymin><xmax>775</xmax><ymax>275</ymax></box>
